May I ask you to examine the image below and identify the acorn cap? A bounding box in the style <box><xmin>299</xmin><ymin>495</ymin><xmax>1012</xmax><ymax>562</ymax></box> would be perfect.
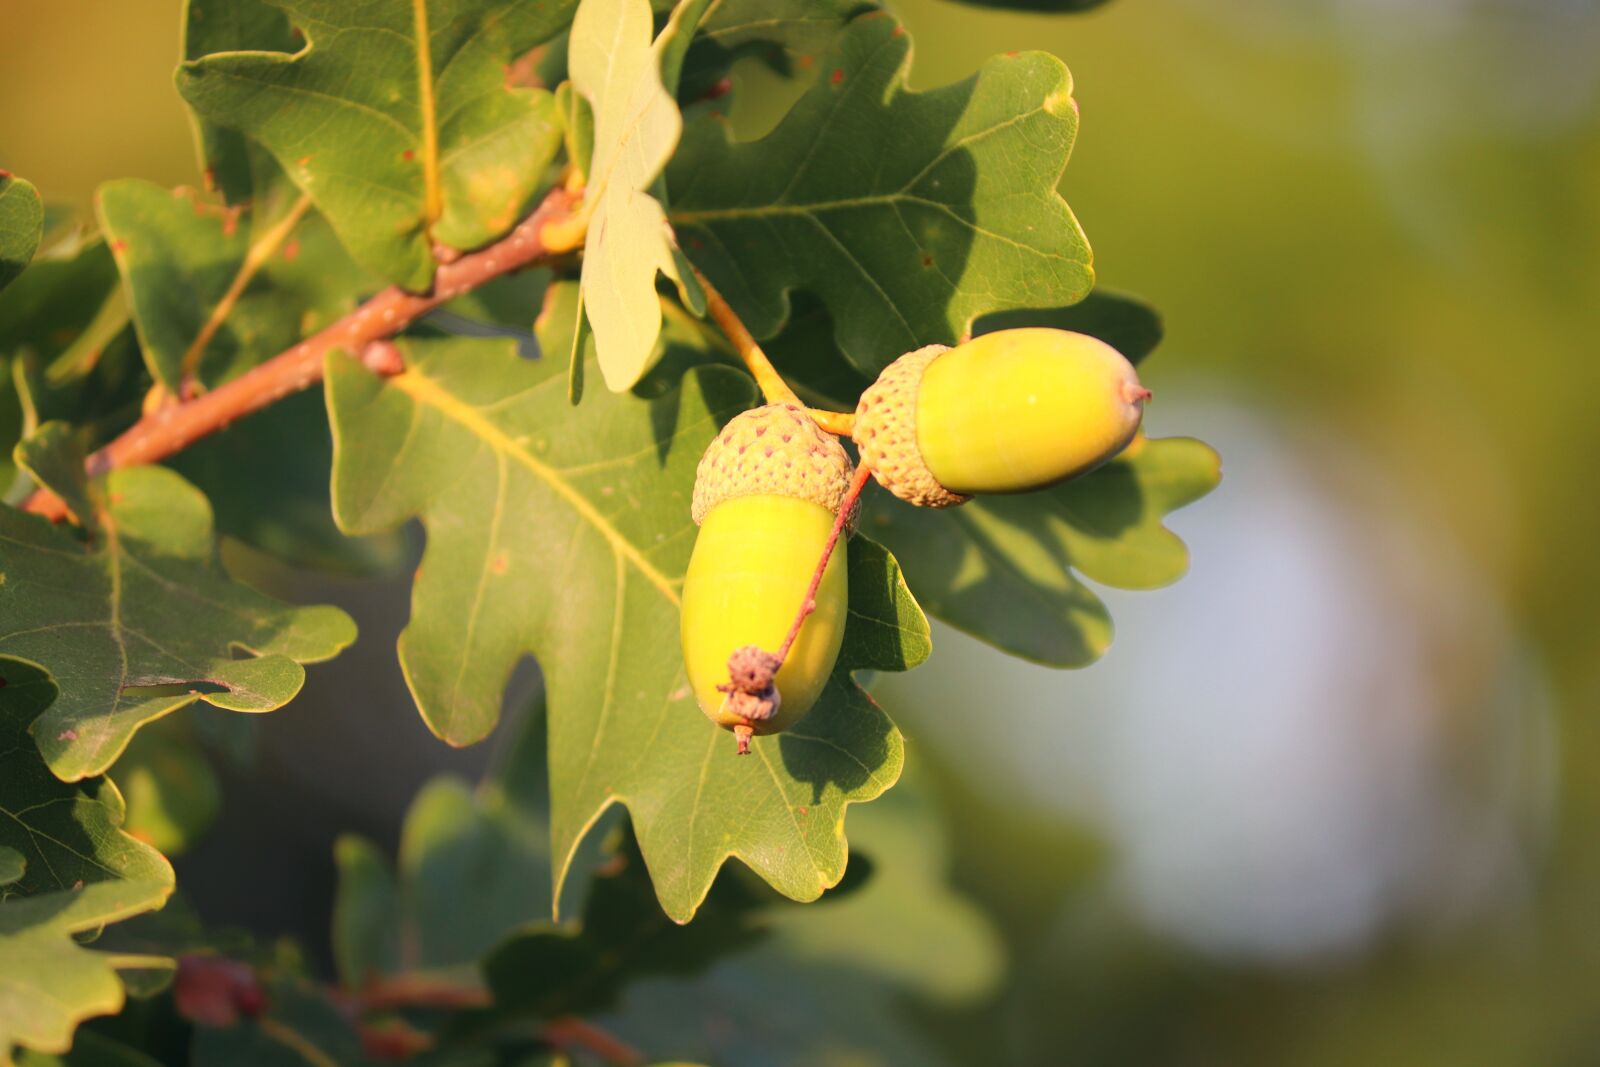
<box><xmin>852</xmin><ymin>345</ymin><xmax>970</xmax><ymax>509</ymax></box>
<box><xmin>692</xmin><ymin>404</ymin><xmax>855</xmax><ymax>525</ymax></box>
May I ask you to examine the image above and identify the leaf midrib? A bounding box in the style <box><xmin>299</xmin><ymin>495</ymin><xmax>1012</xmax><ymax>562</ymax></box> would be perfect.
<box><xmin>389</xmin><ymin>370</ymin><xmax>681</xmax><ymax>605</ymax></box>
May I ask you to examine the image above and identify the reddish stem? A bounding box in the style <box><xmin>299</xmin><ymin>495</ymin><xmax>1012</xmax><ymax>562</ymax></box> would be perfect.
<box><xmin>543</xmin><ymin>1016</ymin><xmax>645</xmax><ymax>1066</ymax></box>
<box><xmin>22</xmin><ymin>186</ymin><xmax>583</xmax><ymax>522</ymax></box>
<box><xmin>775</xmin><ymin>463</ymin><xmax>873</xmax><ymax>664</ymax></box>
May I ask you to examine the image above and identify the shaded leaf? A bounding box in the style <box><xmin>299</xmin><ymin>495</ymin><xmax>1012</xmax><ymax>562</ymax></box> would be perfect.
<box><xmin>96</xmin><ymin>179</ymin><xmax>364</xmax><ymax>394</ymax></box>
<box><xmin>568</xmin><ymin>0</ymin><xmax>692</xmax><ymax>391</ymax></box>
<box><xmin>326</xmin><ymin>337</ymin><xmax>922</xmax><ymax>919</ymax></box>
<box><xmin>669</xmin><ymin>13</ymin><xmax>1093</xmax><ymax>377</ymax></box>
<box><xmin>595</xmin><ymin>771</ymin><xmax>1000</xmax><ymax>1067</ymax></box>
<box><xmin>12</xmin><ymin>1029</ymin><xmax>164</xmax><ymax>1067</ymax></box>
<box><xmin>974</xmin><ymin>287</ymin><xmax>1164</xmax><ymax>366</ymax></box>
<box><xmin>865</xmin><ymin>435</ymin><xmax>1222</xmax><ymax>666</ymax></box>
<box><xmin>111</xmin><ymin>717</ymin><xmax>221</xmax><ymax>857</ymax></box>
<box><xmin>0</xmin><ymin>434</ymin><xmax>355</xmax><ymax>781</ymax></box>
<box><xmin>666</xmin><ymin>0</ymin><xmax>869</xmax><ymax>99</ymax></box>
<box><xmin>181</xmin><ymin>0</ymin><xmax>299</xmax><ymax>205</ymax></box>
<box><xmin>481</xmin><ymin>831</ymin><xmax>766</xmax><ymax>1021</ymax></box>
<box><xmin>0</xmin><ymin>848</ymin><xmax>22</xmax><ymax>886</ymax></box>
<box><xmin>190</xmin><ymin>980</ymin><xmax>368</xmax><ymax>1067</ymax></box>
<box><xmin>0</xmin><ymin>663</ymin><xmax>175</xmax><ymax>1066</ymax></box>
<box><xmin>177</xmin><ymin>0</ymin><xmax>570</xmax><ymax>289</ymax></box>
<box><xmin>0</xmin><ymin>174</ymin><xmax>44</xmax><ymax>293</ymax></box>
<box><xmin>332</xmin><ymin>776</ymin><xmax>553</xmax><ymax>990</ymax></box>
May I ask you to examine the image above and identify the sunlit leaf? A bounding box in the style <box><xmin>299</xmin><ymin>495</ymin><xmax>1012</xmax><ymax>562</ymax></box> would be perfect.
<box><xmin>0</xmin><ymin>663</ymin><xmax>175</xmax><ymax>1066</ymax></box>
<box><xmin>1</xmin><ymin>428</ymin><xmax>355</xmax><ymax>781</ymax></box>
<box><xmin>177</xmin><ymin>0</ymin><xmax>570</xmax><ymax>289</ymax></box>
<box><xmin>568</xmin><ymin>0</ymin><xmax>696</xmax><ymax>391</ymax></box>
<box><xmin>669</xmin><ymin>13</ymin><xmax>1093</xmax><ymax>377</ymax></box>
<box><xmin>327</xmin><ymin>337</ymin><xmax>923</xmax><ymax>919</ymax></box>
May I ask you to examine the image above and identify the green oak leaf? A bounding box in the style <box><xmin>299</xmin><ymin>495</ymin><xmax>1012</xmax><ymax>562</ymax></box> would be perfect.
<box><xmin>327</xmin><ymin>337</ymin><xmax>923</xmax><ymax>920</ymax></box>
<box><xmin>0</xmin><ymin>663</ymin><xmax>175</xmax><ymax>1066</ymax></box>
<box><xmin>332</xmin><ymin>776</ymin><xmax>553</xmax><ymax>990</ymax></box>
<box><xmin>569</xmin><ymin>0</ymin><xmax>697</xmax><ymax>391</ymax></box>
<box><xmin>594</xmin><ymin>771</ymin><xmax>1000</xmax><ymax>1066</ymax></box>
<box><xmin>181</xmin><ymin>0</ymin><xmax>300</xmax><ymax>205</ymax></box>
<box><xmin>760</xmin><ymin>287</ymin><xmax>1209</xmax><ymax>667</ymax></box>
<box><xmin>866</xmin><ymin>435</ymin><xmax>1222</xmax><ymax>666</ymax></box>
<box><xmin>481</xmin><ymin>830</ymin><xmax>767</xmax><ymax>1021</ymax></box>
<box><xmin>96</xmin><ymin>178</ymin><xmax>366</xmax><ymax>394</ymax></box>
<box><xmin>177</xmin><ymin>0</ymin><xmax>570</xmax><ymax>290</ymax></box>
<box><xmin>93</xmin><ymin>178</ymin><xmax>401</xmax><ymax>572</ymax></box>
<box><xmin>0</xmin><ymin>238</ymin><xmax>120</xmax><ymax>368</ymax></box>
<box><xmin>0</xmin><ymin>174</ymin><xmax>44</xmax><ymax>294</ymax></box>
<box><xmin>0</xmin><ymin>429</ymin><xmax>355</xmax><ymax>781</ymax></box>
<box><xmin>667</xmin><ymin>0</ymin><xmax>870</xmax><ymax>99</ymax></box>
<box><xmin>669</xmin><ymin>12</ymin><xmax>1094</xmax><ymax>377</ymax></box>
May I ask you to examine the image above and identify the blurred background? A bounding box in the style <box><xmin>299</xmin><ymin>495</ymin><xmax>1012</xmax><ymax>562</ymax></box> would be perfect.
<box><xmin>3</xmin><ymin>0</ymin><xmax>1598</xmax><ymax>1063</ymax></box>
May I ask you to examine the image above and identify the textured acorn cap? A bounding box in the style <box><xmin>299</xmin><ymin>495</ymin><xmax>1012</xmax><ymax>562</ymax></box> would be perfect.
<box><xmin>852</xmin><ymin>345</ymin><xmax>970</xmax><ymax>509</ymax></box>
<box><xmin>692</xmin><ymin>404</ymin><xmax>855</xmax><ymax>525</ymax></box>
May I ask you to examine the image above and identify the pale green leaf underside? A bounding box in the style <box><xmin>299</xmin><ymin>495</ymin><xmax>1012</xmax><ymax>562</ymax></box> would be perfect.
<box><xmin>177</xmin><ymin>0</ymin><xmax>569</xmax><ymax>289</ymax></box>
<box><xmin>570</xmin><ymin>0</ymin><xmax>687</xmax><ymax>391</ymax></box>
<box><xmin>669</xmin><ymin>13</ymin><xmax>1094</xmax><ymax>376</ymax></box>
<box><xmin>867</xmin><ymin>436</ymin><xmax>1221</xmax><ymax>667</ymax></box>
<box><xmin>0</xmin><ymin>175</ymin><xmax>44</xmax><ymax>294</ymax></box>
<box><xmin>0</xmin><ymin>452</ymin><xmax>355</xmax><ymax>781</ymax></box>
<box><xmin>327</xmin><ymin>337</ymin><xmax>922</xmax><ymax>920</ymax></box>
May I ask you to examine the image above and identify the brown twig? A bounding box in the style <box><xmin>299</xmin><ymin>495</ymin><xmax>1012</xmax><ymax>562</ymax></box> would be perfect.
<box><xmin>23</xmin><ymin>186</ymin><xmax>584</xmax><ymax>522</ymax></box>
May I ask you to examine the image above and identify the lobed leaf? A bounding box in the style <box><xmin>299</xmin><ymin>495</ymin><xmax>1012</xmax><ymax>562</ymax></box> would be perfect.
<box><xmin>669</xmin><ymin>0</ymin><xmax>870</xmax><ymax>99</ymax></box>
<box><xmin>181</xmin><ymin>0</ymin><xmax>300</xmax><ymax>205</ymax></box>
<box><xmin>594</xmin><ymin>772</ymin><xmax>1002</xmax><ymax>1066</ymax></box>
<box><xmin>326</xmin><ymin>337</ymin><xmax>924</xmax><ymax>920</ymax></box>
<box><xmin>0</xmin><ymin>663</ymin><xmax>176</xmax><ymax>1066</ymax></box>
<box><xmin>866</xmin><ymin>435</ymin><xmax>1222</xmax><ymax>666</ymax></box>
<box><xmin>0</xmin><ymin>429</ymin><xmax>355</xmax><ymax>781</ymax></box>
<box><xmin>669</xmin><ymin>12</ymin><xmax>1094</xmax><ymax>377</ymax></box>
<box><xmin>568</xmin><ymin>0</ymin><xmax>696</xmax><ymax>391</ymax></box>
<box><xmin>177</xmin><ymin>0</ymin><xmax>570</xmax><ymax>289</ymax></box>
<box><xmin>94</xmin><ymin>177</ymin><xmax>401</xmax><ymax>571</ymax></box>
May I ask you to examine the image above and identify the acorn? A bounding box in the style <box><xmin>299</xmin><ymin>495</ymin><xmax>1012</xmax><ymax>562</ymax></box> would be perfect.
<box><xmin>681</xmin><ymin>404</ymin><xmax>855</xmax><ymax>753</ymax></box>
<box><xmin>853</xmin><ymin>328</ymin><xmax>1151</xmax><ymax>507</ymax></box>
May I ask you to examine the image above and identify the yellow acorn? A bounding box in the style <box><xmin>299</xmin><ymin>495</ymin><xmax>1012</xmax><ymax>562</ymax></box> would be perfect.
<box><xmin>681</xmin><ymin>404</ymin><xmax>854</xmax><ymax>753</ymax></box>
<box><xmin>853</xmin><ymin>328</ymin><xmax>1151</xmax><ymax>507</ymax></box>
